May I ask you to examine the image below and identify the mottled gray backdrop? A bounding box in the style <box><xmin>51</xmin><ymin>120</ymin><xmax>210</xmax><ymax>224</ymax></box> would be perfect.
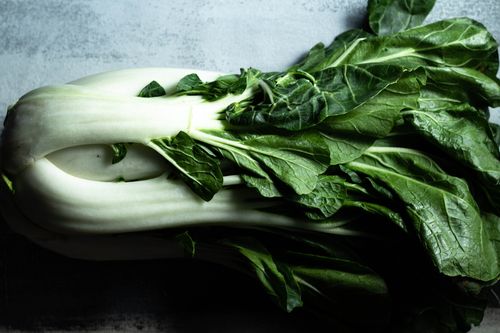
<box><xmin>0</xmin><ymin>0</ymin><xmax>499</xmax><ymax>332</ymax></box>
<box><xmin>1</xmin><ymin>0</ymin><xmax>499</xmax><ymax>120</ymax></box>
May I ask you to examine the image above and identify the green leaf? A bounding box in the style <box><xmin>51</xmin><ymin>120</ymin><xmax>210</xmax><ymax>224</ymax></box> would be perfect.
<box><xmin>176</xmin><ymin>73</ymin><xmax>204</xmax><ymax>92</ymax></box>
<box><xmin>490</xmin><ymin>123</ymin><xmax>500</xmax><ymax>147</ymax></box>
<box><xmin>363</xmin><ymin>177</ymin><xmax>395</xmax><ymax>201</ymax></box>
<box><xmin>392</xmin><ymin>288</ymin><xmax>487</xmax><ymax>333</ymax></box>
<box><xmin>176</xmin><ymin>69</ymin><xmax>260</xmax><ymax>101</ymax></box>
<box><xmin>194</xmin><ymin>130</ymin><xmax>329</xmax><ymax>195</ymax></box>
<box><xmin>240</xmin><ymin>174</ymin><xmax>282</xmax><ymax>197</ymax></box>
<box><xmin>346</xmin><ymin>147</ymin><xmax>499</xmax><ymax>281</ymax></box>
<box><xmin>110</xmin><ymin>143</ymin><xmax>127</xmax><ymax>164</ymax></box>
<box><xmin>424</xmin><ymin>67</ymin><xmax>500</xmax><ymax>108</ymax></box>
<box><xmin>149</xmin><ymin>132</ymin><xmax>223</xmax><ymax>201</ymax></box>
<box><xmin>138</xmin><ymin>80</ymin><xmax>166</xmax><ymax>97</ymax></box>
<box><xmin>242</xmin><ymin>135</ymin><xmax>329</xmax><ymax>195</ymax></box>
<box><xmin>334</xmin><ymin>18</ymin><xmax>499</xmax><ymax>77</ymax></box>
<box><xmin>404</xmin><ymin>109</ymin><xmax>500</xmax><ymax>210</ymax></box>
<box><xmin>222</xmin><ymin>237</ymin><xmax>303</xmax><ymax>312</ymax></box>
<box><xmin>346</xmin><ymin>200</ymin><xmax>406</xmax><ymax>231</ymax></box>
<box><xmin>368</xmin><ymin>0</ymin><xmax>436</xmax><ymax>35</ymax></box>
<box><xmin>316</xmin><ymin>69</ymin><xmax>421</xmax><ymax>164</ymax></box>
<box><xmin>203</xmin><ymin>67</ymin><xmax>416</xmax><ymax>198</ymax></box>
<box><xmin>288</xmin><ymin>19</ymin><xmax>498</xmax><ymax>78</ymax></box>
<box><xmin>293</xmin><ymin>175</ymin><xmax>347</xmax><ymax>220</ymax></box>
<box><xmin>483</xmin><ymin>213</ymin><xmax>500</xmax><ymax>267</ymax></box>
<box><xmin>290</xmin><ymin>29</ymin><xmax>372</xmax><ymax>73</ymax></box>
<box><xmin>176</xmin><ymin>231</ymin><xmax>196</xmax><ymax>258</ymax></box>
<box><xmin>209</xmin><ymin>230</ymin><xmax>389</xmax><ymax>328</ymax></box>
<box><xmin>290</xmin><ymin>252</ymin><xmax>390</xmax><ymax>328</ymax></box>
<box><xmin>209</xmin><ymin>136</ymin><xmax>282</xmax><ymax>197</ymax></box>
<box><xmin>226</xmin><ymin>64</ymin><xmax>404</xmax><ymax>131</ymax></box>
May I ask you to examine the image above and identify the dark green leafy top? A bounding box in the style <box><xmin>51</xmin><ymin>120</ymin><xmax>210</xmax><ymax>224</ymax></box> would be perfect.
<box><xmin>368</xmin><ymin>0</ymin><xmax>436</xmax><ymax>35</ymax></box>
<box><xmin>115</xmin><ymin>0</ymin><xmax>500</xmax><ymax>330</ymax></box>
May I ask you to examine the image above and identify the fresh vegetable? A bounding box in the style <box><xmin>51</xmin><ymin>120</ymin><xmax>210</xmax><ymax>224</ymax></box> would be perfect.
<box><xmin>1</xmin><ymin>0</ymin><xmax>499</xmax><ymax>331</ymax></box>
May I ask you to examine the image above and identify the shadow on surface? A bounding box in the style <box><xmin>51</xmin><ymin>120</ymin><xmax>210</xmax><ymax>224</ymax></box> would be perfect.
<box><xmin>0</xmin><ymin>221</ymin><xmax>326</xmax><ymax>332</ymax></box>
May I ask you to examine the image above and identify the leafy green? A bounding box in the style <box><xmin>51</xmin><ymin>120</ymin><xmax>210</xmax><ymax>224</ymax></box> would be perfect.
<box><xmin>424</xmin><ymin>67</ymin><xmax>500</xmax><ymax>107</ymax></box>
<box><xmin>110</xmin><ymin>143</ymin><xmax>127</xmax><ymax>164</ymax></box>
<box><xmin>290</xmin><ymin>29</ymin><xmax>372</xmax><ymax>73</ymax></box>
<box><xmin>484</xmin><ymin>213</ymin><xmax>500</xmax><ymax>261</ymax></box>
<box><xmin>290</xmin><ymin>251</ymin><xmax>390</xmax><ymax>329</ymax></box>
<box><xmin>403</xmin><ymin>109</ymin><xmax>500</xmax><ymax>210</ymax></box>
<box><xmin>178</xmin><ymin>228</ymin><xmax>391</xmax><ymax>330</ymax></box>
<box><xmin>293</xmin><ymin>175</ymin><xmax>347</xmax><ymax>220</ymax></box>
<box><xmin>296</xmin><ymin>18</ymin><xmax>498</xmax><ymax>76</ymax></box>
<box><xmin>35</xmin><ymin>1</ymin><xmax>499</xmax><ymax>331</ymax></box>
<box><xmin>490</xmin><ymin>123</ymin><xmax>500</xmax><ymax>147</ymax></box>
<box><xmin>368</xmin><ymin>0</ymin><xmax>436</xmax><ymax>35</ymax></box>
<box><xmin>138</xmin><ymin>80</ymin><xmax>166</xmax><ymax>97</ymax></box>
<box><xmin>125</xmin><ymin>9</ymin><xmax>500</xmax><ymax>331</ymax></box>
<box><xmin>149</xmin><ymin>132</ymin><xmax>223</xmax><ymax>201</ymax></box>
<box><xmin>346</xmin><ymin>147</ymin><xmax>499</xmax><ymax>281</ymax></box>
<box><xmin>176</xmin><ymin>69</ymin><xmax>258</xmax><ymax>100</ymax></box>
<box><xmin>222</xmin><ymin>237</ymin><xmax>304</xmax><ymax>312</ymax></box>
<box><xmin>194</xmin><ymin>130</ymin><xmax>329</xmax><ymax>195</ymax></box>
<box><xmin>226</xmin><ymin>64</ymin><xmax>403</xmax><ymax>131</ymax></box>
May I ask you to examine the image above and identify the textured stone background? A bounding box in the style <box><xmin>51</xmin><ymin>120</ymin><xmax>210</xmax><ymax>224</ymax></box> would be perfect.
<box><xmin>1</xmin><ymin>0</ymin><xmax>499</xmax><ymax>120</ymax></box>
<box><xmin>0</xmin><ymin>0</ymin><xmax>499</xmax><ymax>332</ymax></box>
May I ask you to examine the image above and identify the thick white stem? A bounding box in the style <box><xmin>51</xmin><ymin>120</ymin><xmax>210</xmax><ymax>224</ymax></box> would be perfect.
<box><xmin>13</xmin><ymin>158</ymin><xmax>304</xmax><ymax>235</ymax></box>
<box><xmin>3</xmin><ymin>87</ymin><xmax>195</xmax><ymax>174</ymax></box>
<box><xmin>2</xmin><ymin>69</ymin><xmax>252</xmax><ymax>175</ymax></box>
<box><xmin>0</xmin><ymin>177</ymin><xmax>186</xmax><ymax>260</ymax></box>
<box><xmin>47</xmin><ymin>144</ymin><xmax>170</xmax><ymax>182</ymax></box>
<box><xmin>68</xmin><ymin>67</ymin><xmax>223</xmax><ymax>96</ymax></box>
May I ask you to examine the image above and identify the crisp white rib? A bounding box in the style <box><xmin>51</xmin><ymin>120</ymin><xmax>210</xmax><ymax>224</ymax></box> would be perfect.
<box><xmin>68</xmin><ymin>67</ymin><xmax>223</xmax><ymax>96</ymax></box>
<box><xmin>13</xmin><ymin>158</ymin><xmax>301</xmax><ymax>234</ymax></box>
<box><xmin>3</xmin><ymin>68</ymin><xmax>248</xmax><ymax>175</ymax></box>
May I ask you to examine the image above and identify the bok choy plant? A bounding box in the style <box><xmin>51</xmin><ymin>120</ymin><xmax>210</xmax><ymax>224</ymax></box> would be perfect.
<box><xmin>1</xmin><ymin>0</ymin><xmax>499</xmax><ymax>331</ymax></box>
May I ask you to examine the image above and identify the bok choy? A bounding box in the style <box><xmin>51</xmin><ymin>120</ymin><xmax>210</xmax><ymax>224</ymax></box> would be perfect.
<box><xmin>1</xmin><ymin>0</ymin><xmax>499</xmax><ymax>331</ymax></box>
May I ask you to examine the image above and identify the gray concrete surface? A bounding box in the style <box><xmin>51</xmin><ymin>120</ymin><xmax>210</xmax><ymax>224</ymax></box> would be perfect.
<box><xmin>1</xmin><ymin>0</ymin><xmax>499</xmax><ymax>121</ymax></box>
<box><xmin>0</xmin><ymin>0</ymin><xmax>499</xmax><ymax>332</ymax></box>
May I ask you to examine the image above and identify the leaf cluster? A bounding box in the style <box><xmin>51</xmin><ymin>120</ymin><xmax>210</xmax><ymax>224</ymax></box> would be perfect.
<box><xmin>129</xmin><ymin>0</ymin><xmax>500</xmax><ymax>331</ymax></box>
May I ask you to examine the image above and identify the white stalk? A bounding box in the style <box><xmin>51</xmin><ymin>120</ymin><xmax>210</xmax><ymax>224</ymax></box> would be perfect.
<box><xmin>47</xmin><ymin>144</ymin><xmax>169</xmax><ymax>181</ymax></box>
<box><xmin>0</xmin><ymin>178</ymin><xmax>185</xmax><ymax>260</ymax></box>
<box><xmin>3</xmin><ymin>86</ymin><xmax>191</xmax><ymax>173</ymax></box>
<box><xmin>12</xmin><ymin>157</ymin><xmax>364</xmax><ymax>238</ymax></box>
<box><xmin>3</xmin><ymin>69</ymin><xmax>251</xmax><ymax>175</ymax></box>
<box><xmin>13</xmin><ymin>158</ymin><xmax>304</xmax><ymax>235</ymax></box>
<box><xmin>69</xmin><ymin>67</ymin><xmax>223</xmax><ymax>96</ymax></box>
